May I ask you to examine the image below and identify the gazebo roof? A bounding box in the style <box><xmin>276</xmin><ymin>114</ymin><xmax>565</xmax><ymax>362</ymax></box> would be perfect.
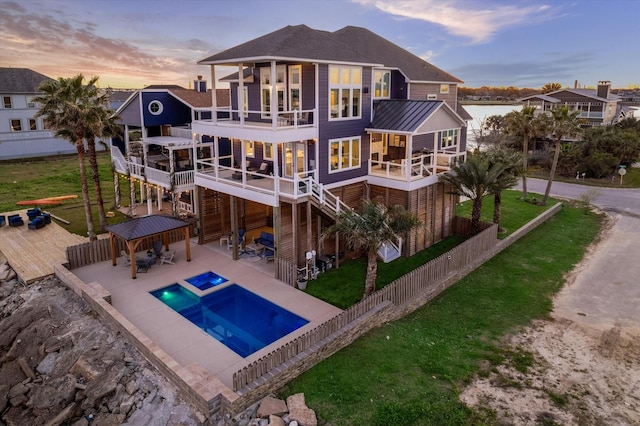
<box><xmin>106</xmin><ymin>215</ymin><xmax>190</xmax><ymax>241</ymax></box>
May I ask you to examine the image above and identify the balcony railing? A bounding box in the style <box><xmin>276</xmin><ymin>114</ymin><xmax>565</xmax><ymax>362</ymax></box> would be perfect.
<box><xmin>198</xmin><ymin>108</ymin><xmax>315</xmax><ymax>130</ymax></box>
<box><xmin>111</xmin><ymin>146</ymin><xmax>194</xmax><ymax>190</ymax></box>
<box><xmin>368</xmin><ymin>151</ymin><xmax>465</xmax><ymax>182</ymax></box>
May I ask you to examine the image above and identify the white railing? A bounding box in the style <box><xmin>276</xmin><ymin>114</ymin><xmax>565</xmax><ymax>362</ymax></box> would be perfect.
<box><xmin>369</xmin><ymin>151</ymin><xmax>465</xmax><ymax>182</ymax></box>
<box><xmin>207</xmin><ymin>108</ymin><xmax>315</xmax><ymax>129</ymax></box>
<box><xmin>111</xmin><ymin>146</ymin><xmax>194</xmax><ymax>189</ymax></box>
<box><xmin>169</xmin><ymin>127</ymin><xmax>193</xmax><ymax>139</ymax></box>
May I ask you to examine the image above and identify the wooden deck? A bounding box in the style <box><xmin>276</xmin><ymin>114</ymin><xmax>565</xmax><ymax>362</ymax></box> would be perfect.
<box><xmin>0</xmin><ymin>209</ymin><xmax>87</xmax><ymax>283</ymax></box>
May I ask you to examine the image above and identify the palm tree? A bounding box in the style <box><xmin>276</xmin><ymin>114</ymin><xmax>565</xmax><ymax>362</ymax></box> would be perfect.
<box><xmin>542</xmin><ymin>106</ymin><xmax>583</xmax><ymax>205</ymax></box>
<box><xmin>34</xmin><ymin>74</ymin><xmax>114</xmax><ymax>240</ymax></box>
<box><xmin>505</xmin><ymin>106</ymin><xmax>546</xmax><ymax>200</ymax></box>
<box><xmin>486</xmin><ymin>148</ymin><xmax>522</xmax><ymax>232</ymax></box>
<box><xmin>541</xmin><ymin>82</ymin><xmax>562</xmax><ymax>94</ymax></box>
<box><xmin>322</xmin><ymin>200</ymin><xmax>421</xmax><ymax>299</ymax></box>
<box><xmin>439</xmin><ymin>154</ymin><xmax>510</xmax><ymax>235</ymax></box>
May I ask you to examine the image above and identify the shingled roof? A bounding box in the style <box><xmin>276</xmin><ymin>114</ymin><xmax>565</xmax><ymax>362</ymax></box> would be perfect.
<box><xmin>0</xmin><ymin>67</ymin><xmax>53</xmax><ymax>93</ymax></box>
<box><xmin>199</xmin><ymin>25</ymin><xmax>462</xmax><ymax>84</ymax></box>
<box><xmin>106</xmin><ymin>215</ymin><xmax>190</xmax><ymax>241</ymax></box>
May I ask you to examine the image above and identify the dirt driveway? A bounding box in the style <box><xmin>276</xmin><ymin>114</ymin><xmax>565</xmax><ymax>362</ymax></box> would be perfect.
<box><xmin>461</xmin><ymin>212</ymin><xmax>640</xmax><ymax>425</ymax></box>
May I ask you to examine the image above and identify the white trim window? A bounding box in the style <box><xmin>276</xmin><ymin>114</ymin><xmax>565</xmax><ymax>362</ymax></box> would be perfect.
<box><xmin>289</xmin><ymin>65</ymin><xmax>301</xmax><ymax>111</ymax></box>
<box><xmin>263</xmin><ymin>142</ymin><xmax>273</xmax><ymax>160</ymax></box>
<box><xmin>10</xmin><ymin>119</ymin><xmax>22</xmax><ymax>131</ymax></box>
<box><xmin>148</xmin><ymin>100</ymin><xmax>163</xmax><ymax>115</ymax></box>
<box><xmin>261</xmin><ymin>65</ymin><xmax>286</xmax><ymax>118</ymax></box>
<box><xmin>3</xmin><ymin>96</ymin><xmax>12</xmax><ymax>109</ymax></box>
<box><xmin>29</xmin><ymin>118</ymin><xmax>38</xmax><ymax>130</ymax></box>
<box><xmin>440</xmin><ymin>84</ymin><xmax>450</xmax><ymax>94</ymax></box>
<box><xmin>26</xmin><ymin>96</ymin><xmax>37</xmax><ymax>108</ymax></box>
<box><xmin>244</xmin><ymin>140</ymin><xmax>254</xmax><ymax>158</ymax></box>
<box><xmin>329</xmin><ymin>136</ymin><xmax>361</xmax><ymax>173</ymax></box>
<box><xmin>329</xmin><ymin>65</ymin><xmax>362</xmax><ymax>120</ymax></box>
<box><xmin>373</xmin><ymin>70</ymin><xmax>390</xmax><ymax>99</ymax></box>
<box><xmin>441</xmin><ymin>129</ymin><xmax>458</xmax><ymax>148</ymax></box>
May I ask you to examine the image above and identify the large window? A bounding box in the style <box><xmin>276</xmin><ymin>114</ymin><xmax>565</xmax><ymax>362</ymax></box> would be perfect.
<box><xmin>329</xmin><ymin>65</ymin><xmax>361</xmax><ymax>120</ymax></box>
<box><xmin>263</xmin><ymin>142</ymin><xmax>273</xmax><ymax>160</ymax></box>
<box><xmin>441</xmin><ymin>129</ymin><xmax>458</xmax><ymax>148</ymax></box>
<box><xmin>289</xmin><ymin>65</ymin><xmax>301</xmax><ymax>111</ymax></box>
<box><xmin>261</xmin><ymin>65</ymin><xmax>286</xmax><ymax>118</ymax></box>
<box><xmin>10</xmin><ymin>119</ymin><xmax>22</xmax><ymax>131</ymax></box>
<box><xmin>373</xmin><ymin>70</ymin><xmax>390</xmax><ymax>98</ymax></box>
<box><xmin>329</xmin><ymin>137</ymin><xmax>361</xmax><ymax>173</ymax></box>
<box><xmin>26</xmin><ymin>96</ymin><xmax>36</xmax><ymax>108</ymax></box>
<box><xmin>244</xmin><ymin>140</ymin><xmax>254</xmax><ymax>158</ymax></box>
<box><xmin>3</xmin><ymin>96</ymin><xmax>12</xmax><ymax>109</ymax></box>
<box><xmin>29</xmin><ymin>118</ymin><xmax>37</xmax><ymax>130</ymax></box>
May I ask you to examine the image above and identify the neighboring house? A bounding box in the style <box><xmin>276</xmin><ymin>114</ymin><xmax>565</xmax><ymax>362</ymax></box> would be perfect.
<box><xmin>0</xmin><ymin>67</ymin><xmax>98</xmax><ymax>160</ymax></box>
<box><xmin>520</xmin><ymin>81</ymin><xmax>620</xmax><ymax>127</ymax></box>
<box><xmin>110</xmin><ymin>77</ymin><xmax>229</xmax><ymax>217</ymax></box>
<box><xmin>190</xmin><ymin>25</ymin><xmax>471</xmax><ymax>270</ymax></box>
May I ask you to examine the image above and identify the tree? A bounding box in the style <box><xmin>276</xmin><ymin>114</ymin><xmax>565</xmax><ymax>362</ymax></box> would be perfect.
<box><xmin>34</xmin><ymin>74</ymin><xmax>114</xmax><ymax>240</ymax></box>
<box><xmin>322</xmin><ymin>200</ymin><xmax>422</xmax><ymax>299</ymax></box>
<box><xmin>505</xmin><ymin>106</ymin><xmax>546</xmax><ymax>200</ymax></box>
<box><xmin>485</xmin><ymin>148</ymin><xmax>522</xmax><ymax>232</ymax></box>
<box><xmin>542</xmin><ymin>106</ymin><xmax>583</xmax><ymax>205</ymax></box>
<box><xmin>541</xmin><ymin>82</ymin><xmax>562</xmax><ymax>93</ymax></box>
<box><xmin>439</xmin><ymin>154</ymin><xmax>510</xmax><ymax>235</ymax></box>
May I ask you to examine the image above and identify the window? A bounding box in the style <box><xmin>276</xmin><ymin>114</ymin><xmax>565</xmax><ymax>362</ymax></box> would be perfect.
<box><xmin>261</xmin><ymin>65</ymin><xmax>286</xmax><ymax>117</ymax></box>
<box><xmin>373</xmin><ymin>70</ymin><xmax>390</xmax><ymax>98</ymax></box>
<box><xmin>245</xmin><ymin>140</ymin><xmax>254</xmax><ymax>158</ymax></box>
<box><xmin>329</xmin><ymin>65</ymin><xmax>362</xmax><ymax>120</ymax></box>
<box><xmin>10</xmin><ymin>119</ymin><xmax>22</xmax><ymax>131</ymax></box>
<box><xmin>29</xmin><ymin>118</ymin><xmax>37</xmax><ymax>130</ymax></box>
<box><xmin>148</xmin><ymin>100</ymin><xmax>163</xmax><ymax>115</ymax></box>
<box><xmin>289</xmin><ymin>65</ymin><xmax>301</xmax><ymax>110</ymax></box>
<box><xmin>263</xmin><ymin>142</ymin><xmax>273</xmax><ymax>160</ymax></box>
<box><xmin>329</xmin><ymin>137</ymin><xmax>361</xmax><ymax>173</ymax></box>
<box><xmin>440</xmin><ymin>84</ymin><xmax>450</xmax><ymax>94</ymax></box>
<box><xmin>26</xmin><ymin>96</ymin><xmax>36</xmax><ymax>108</ymax></box>
<box><xmin>427</xmin><ymin>94</ymin><xmax>437</xmax><ymax>100</ymax></box>
<box><xmin>3</xmin><ymin>96</ymin><xmax>12</xmax><ymax>109</ymax></box>
<box><xmin>441</xmin><ymin>129</ymin><xmax>458</xmax><ymax>148</ymax></box>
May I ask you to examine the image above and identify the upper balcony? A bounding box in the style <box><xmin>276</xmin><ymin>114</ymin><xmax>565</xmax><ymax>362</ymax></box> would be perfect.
<box><xmin>192</xmin><ymin>108</ymin><xmax>317</xmax><ymax>143</ymax></box>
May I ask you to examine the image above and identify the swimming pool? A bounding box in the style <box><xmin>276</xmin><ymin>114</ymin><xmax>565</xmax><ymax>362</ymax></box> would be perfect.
<box><xmin>150</xmin><ymin>283</ymin><xmax>309</xmax><ymax>357</ymax></box>
<box><xmin>185</xmin><ymin>271</ymin><xmax>228</xmax><ymax>291</ymax></box>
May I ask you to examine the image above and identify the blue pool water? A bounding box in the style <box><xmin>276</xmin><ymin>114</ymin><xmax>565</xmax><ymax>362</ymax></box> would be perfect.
<box><xmin>150</xmin><ymin>283</ymin><xmax>309</xmax><ymax>357</ymax></box>
<box><xmin>185</xmin><ymin>271</ymin><xmax>228</xmax><ymax>290</ymax></box>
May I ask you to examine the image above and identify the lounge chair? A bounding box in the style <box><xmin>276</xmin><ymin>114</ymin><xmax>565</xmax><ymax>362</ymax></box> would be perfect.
<box><xmin>253</xmin><ymin>162</ymin><xmax>270</xmax><ymax>179</ymax></box>
<box><xmin>136</xmin><ymin>256</ymin><xmax>156</xmax><ymax>273</ymax></box>
<box><xmin>8</xmin><ymin>214</ymin><xmax>24</xmax><ymax>227</ymax></box>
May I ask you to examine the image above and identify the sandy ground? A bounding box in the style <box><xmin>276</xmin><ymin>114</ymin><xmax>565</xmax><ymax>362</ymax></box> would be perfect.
<box><xmin>461</xmin><ymin>214</ymin><xmax>640</xmax><ymax>425</ymax></box>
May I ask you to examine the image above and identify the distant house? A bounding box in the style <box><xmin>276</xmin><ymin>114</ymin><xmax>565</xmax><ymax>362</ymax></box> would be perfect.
<box><xmin>188</xmin><ymin>25</ymin><xmax>472</xmax><ymax>270</ymax></box>
<box><xmin>110</xmin><ymin>78</ymin><xmax>230</xmax><ymax>217</ymax></box>
<box><xmin>0</xmin><ymin>67</ymin><xmax>100</xmax><ymax>160</ymax></box>
<box><xmin>520</xmin><ymin>81</ymin><xmax>620</xmax><ymax>127</ymax></box>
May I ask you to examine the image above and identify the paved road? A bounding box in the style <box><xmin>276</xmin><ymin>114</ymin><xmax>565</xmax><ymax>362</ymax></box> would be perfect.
<box><xmin>516</xmin><ymin>178</ymin><xmax>640</xmax><ymax>338</ymax></box>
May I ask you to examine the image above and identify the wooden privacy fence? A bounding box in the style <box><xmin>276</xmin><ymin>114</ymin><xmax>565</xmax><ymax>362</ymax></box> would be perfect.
<box><xmin>232</xmin><ymin>221</ymin><xmax>498</xmax><ymax>391</ymax></box>
<box><xmin>66</xmin><ymin>223</ymin><xmax>196</xmax><ymax>269</ymax></box>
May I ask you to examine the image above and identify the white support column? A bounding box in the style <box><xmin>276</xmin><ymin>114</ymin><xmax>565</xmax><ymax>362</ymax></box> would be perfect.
<box><xmin>238</xmin><ymin>63</ymin><xmax>244</xmax><ymax>125</ymax></box>
<box><xmin>271</xmin><ymin>60</ymin><xmax>277</xmax><ymax>129</ymax></box>
<box><xmin>210</xmin><ymin>65</ymin><xmax>217</xmax><ymax>124</ymax></box>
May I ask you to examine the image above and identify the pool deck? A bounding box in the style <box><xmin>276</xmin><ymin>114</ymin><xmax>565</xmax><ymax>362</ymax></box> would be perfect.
<box><xmin>71</xmin><ymin>241</ymin><xmax>342</xmax><ymax>389</ymax></box>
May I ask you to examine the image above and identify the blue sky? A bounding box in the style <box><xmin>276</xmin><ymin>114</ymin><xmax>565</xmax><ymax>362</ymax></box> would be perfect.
<box><xmin>1</xmin><ymin>0</ymin><xmax>638</xmax><ymax>89</ymax></box>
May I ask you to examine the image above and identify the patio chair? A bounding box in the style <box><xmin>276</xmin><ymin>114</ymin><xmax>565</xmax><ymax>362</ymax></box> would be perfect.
<box><xmin>136</xmin><ymin>256</ymin><xmax>155</xmax><ymax>273</ymax></box>
<box><xmin>120</xmin><ymin>250</ymin><xmax>132</xmax><ymax>266</ymax></box>
<box><xmin>253</xmin><ymin>162</ymin><xmax>270</xmax><ymax>179</ymax></box>
<box><xmin>153</xmin><ymin>241</ymin><xmax>163</xmax><ymax>257</ymax></box>
<box><xmin>160</xmin><ymin>250</ymin><xmax>176</xmax><ymax>265</ymax></box>
<box><xmin>0</xmin><ymin>215</ymin><xmax>5</xmax><ymax>227</ymax></box>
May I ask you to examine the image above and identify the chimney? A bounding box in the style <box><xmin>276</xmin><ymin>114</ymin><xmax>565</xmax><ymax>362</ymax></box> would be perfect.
<box><xmin>574</xmin><ymin>80</ymin><xmax>578</xmax><ymax>89</ymax></box>
<box><xmin>597</xmin><ymin>80</ymin><xmax>611</xmax><ymax>99</ymax></box>
<box><xmin>193</xmin><ymin>75</ymin><xmax>206</xmax><ymax>92</ymax></box>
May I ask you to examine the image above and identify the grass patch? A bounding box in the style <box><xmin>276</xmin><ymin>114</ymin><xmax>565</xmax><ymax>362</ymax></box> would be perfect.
<box><xmin>529</xmin><ymin>165</ymin><xmax>640</xmax><ymax>188</ymax></box>
<box><xmin>0</xmin><ymin>152</ymin><xmax>131</xmax><ymax>236</ymax></box>
<box><xmin>279</xmin><ymin>203</ymin><xmax>603</xmax><ymax>425</ymax></box>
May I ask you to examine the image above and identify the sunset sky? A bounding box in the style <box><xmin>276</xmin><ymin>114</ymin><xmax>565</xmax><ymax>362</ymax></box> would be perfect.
<box><xmin>1</xmin><ymin>0</ymin><xmax>638</xmax><ymax>90</ymax></box>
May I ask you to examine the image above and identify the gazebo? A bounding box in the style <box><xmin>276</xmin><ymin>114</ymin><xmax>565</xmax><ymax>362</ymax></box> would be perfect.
<box><xmin>107</xmin><ymin>215</ymin><xmax>192</xmax><ymax>279</ymax></box>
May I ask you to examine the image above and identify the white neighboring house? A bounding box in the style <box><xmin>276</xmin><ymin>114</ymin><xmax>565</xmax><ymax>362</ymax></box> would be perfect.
<box><xmin>0</xmin><ymin>67</ymin><xmax>107</xmax><ymax>160</ymax></box>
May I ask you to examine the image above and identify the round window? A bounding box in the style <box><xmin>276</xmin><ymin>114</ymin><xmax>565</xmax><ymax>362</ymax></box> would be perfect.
<box><xmin>148</xmin><ymin>100</ymin><xmax>163</xmax><ymax>115</ymax></box>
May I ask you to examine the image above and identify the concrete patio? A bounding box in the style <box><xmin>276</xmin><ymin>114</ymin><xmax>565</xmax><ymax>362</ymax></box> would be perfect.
<box><xmin>71</xmin><ymin>240</ymin><xmax>342</xmax><ymax>389</ymax></box>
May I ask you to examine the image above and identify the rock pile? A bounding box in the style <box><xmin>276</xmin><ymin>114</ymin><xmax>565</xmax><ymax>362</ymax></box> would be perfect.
<box><xmin>230</xmin><ymin>394</ymin><xmax>317</xmax><ymax>426</ymax></box>
<box><xmin>0</xmin><ymin>258</ymin><xmax>204</xmax><ymax>426</ymax></box>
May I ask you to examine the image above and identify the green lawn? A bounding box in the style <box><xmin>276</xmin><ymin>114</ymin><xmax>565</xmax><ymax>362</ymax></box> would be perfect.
<box><xmin>280</xmin><ymin>202</ymin><xmax>603</xmax><ymax>425</ymax></box>
<box><xmin>0</xmin><ymin>152</ymin><xmax>131</xmax><ymax>236</ymax></box>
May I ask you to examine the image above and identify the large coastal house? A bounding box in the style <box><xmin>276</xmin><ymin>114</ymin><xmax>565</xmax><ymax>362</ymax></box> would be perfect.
<box><xmin>0</xmin><ymin>67</ymin><xmax>97</xmax><ymax>160</ymax></box>
<box><xmin>110</xmin><ymin>80</ymin><xmax>229</xmax><ymax>217</ymax></box>
<box><xmin>520</xmin><ymin>80</ymin><xmax>620</xmax><ymax>127</ymax></box>
<box><xmin>187</xmin><ymin>25</ymin><xmax>471</xmax><ymax>272</ymax></box>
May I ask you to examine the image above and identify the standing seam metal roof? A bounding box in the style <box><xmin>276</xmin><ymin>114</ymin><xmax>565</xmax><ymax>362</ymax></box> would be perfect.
<box><xmin>106</xmin><ymin>215</ymin><xmax>190</xmax><ymax>241</ymax></box>
<box><xmin>369</xmin><ymin>100</ymin><xmax>443</xmax><ymax>132</ymax></box>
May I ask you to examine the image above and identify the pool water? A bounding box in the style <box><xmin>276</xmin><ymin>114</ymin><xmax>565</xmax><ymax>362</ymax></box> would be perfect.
<box><xmin>150</xmin><ymin>283</ymin><xmax>309</xmax><ymax>357</ymax></box>
<box><xmin>185</xmin><ymin>271</ymin><xmax>228</xmax><ymax>291</ymax></box>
